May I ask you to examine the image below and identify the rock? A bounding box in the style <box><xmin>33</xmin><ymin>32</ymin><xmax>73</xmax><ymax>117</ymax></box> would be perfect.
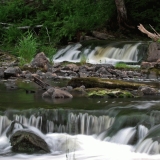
<box><xmin>52</xmin><ymin>88</ymin><xmax>73</xmax><ymax>98</ymax></box>
<box><xmin>138</xmin><ymin>86</ymin><xmax>158</xmax><ymax>95</ymax></box>
<box><xmin>96</xmin><ymin>67</ymin><xmax>110</xmax><ymax>75</ymax></box>
<box><xmin>79</xmin><ymin>71</ymin><xmax>89</xmax><ymax>78</ymax></box>
<box><xmin>45</xmin><ymin>72</ymin><xmax>54</xmax><ymax>79</ymax></box>
<box><xmin>147</xmin><ymin>42</ymin><xmax>160</xmax><ymax>62</ymax></box>
<box><xmin>62</xmin><ymin>64</ymin><xmax>79</xmax><ymax>72</ymax></box>
<box><xmin>95</xmin><ymin>64</ymin><xmax>114</xmax><ymax>71</ymax></box>
<box><xmin>10</xmin><ymin>130</ymin><xmax>50</xmax><ymax>153</ymax></box>
<box><xmin>31</xmin><ymin>52</ymin><xmax>51</xmax><ymax>71</ymax></box>
<box><xmin>21</xmin><ymin>70</ymin><xmax>32</xmax><ymax>79</ymax></box>
<box><xmin>92</xmin><ymin>31</ymin><xmax>114</xmax><ymax>40</ymax></box>
<box><xmin>0</xmin><ymin>67</ymin><xmax>4</xmax><ymax>78</ymax></box>
<box><xmin>72</xmin><ymin>85</ymin><xmax>86</xmax><ymax>96</ymax></box>
<box><xmin>42</xmin><ymin>87</ymin><xmax>73</xmax><ymax>99</ymax></box>
<box><xmin>141</xmin><ymin>61</ymin><xmax>156</xmax><ymax>69</ymax></box>
<box><xmin>4</xmin><ymin>67</ymin><xmax>21</xmax><ymax>78</ymax></box>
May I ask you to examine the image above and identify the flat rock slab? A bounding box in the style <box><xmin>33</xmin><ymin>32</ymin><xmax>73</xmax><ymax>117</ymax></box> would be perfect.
<box><xmin>68</xmin><ymin>77</ymin><xmax>146</xmax><ymax>90</ymax></box>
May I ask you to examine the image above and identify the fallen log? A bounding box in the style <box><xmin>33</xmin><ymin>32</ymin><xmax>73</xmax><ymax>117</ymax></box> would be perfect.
<box><xmin>32</xmin><ymin>75</ymin><xmax>51</xmax><ymax>90</ymax></box>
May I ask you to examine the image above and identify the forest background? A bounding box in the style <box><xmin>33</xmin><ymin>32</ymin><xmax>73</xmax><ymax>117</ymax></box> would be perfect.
<box><xmin>0</xmin><ymin>0</ymin><xmax>159</xmax><ymax>63</ymax></box>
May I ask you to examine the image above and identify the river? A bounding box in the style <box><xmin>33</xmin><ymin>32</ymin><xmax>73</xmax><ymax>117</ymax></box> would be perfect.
<box><xmin>0</xmin><ymin>79</ymin><xmax>160</xmax><ymax>160</ymax></box>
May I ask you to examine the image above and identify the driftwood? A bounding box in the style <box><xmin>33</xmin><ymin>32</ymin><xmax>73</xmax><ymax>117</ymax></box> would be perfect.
<box><xmin>138</xmin><ymin>24</ymin><xmax>160</xmax><ymax>41</ymax></box>
<box><xmin>32</xmin><ymin>75</ymin><xmax>51</xmax><ymax>90</ymax></box>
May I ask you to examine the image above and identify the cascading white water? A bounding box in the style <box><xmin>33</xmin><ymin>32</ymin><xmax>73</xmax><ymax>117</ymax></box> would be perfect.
<box><xmin>0</xmin><ymin>116</ymin><xmax>11</xmax><ymax>135</ymax></box>
<box><xmin>106</xmin><ymin>127</ymin><xmax>136</xmax><ymax>144</ymax></box>
<box><xmin>1</xmin><ymin>106</ymin><xmax>160</xmax><ymax>160</ymax></box>
<box><xmin>53</xmin><ymin>41</ymin><xmax>148</xmax><ymax>64</ymax></box>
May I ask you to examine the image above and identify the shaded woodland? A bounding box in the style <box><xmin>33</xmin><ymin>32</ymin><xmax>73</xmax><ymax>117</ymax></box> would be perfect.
<box><xmin>0</xmin><ymin>0</ymin><xmax>159</xmax><ymax>49</ymax></box>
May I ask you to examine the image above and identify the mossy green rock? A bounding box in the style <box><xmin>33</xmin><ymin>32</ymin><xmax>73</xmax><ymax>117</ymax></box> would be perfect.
<box><xmin>10</xmin><ymin>130</ymin><xmax>50</xmax><ymax>153</ymax></box>
<box><xmin>68</xmin><ymin>77</ymin><xmax>145</xmax><ymax>90</ymax></box>
<box><xmin>87</xmin><ymin>88</ymin><xmax>134</xmax><ymax>98</ymax></box>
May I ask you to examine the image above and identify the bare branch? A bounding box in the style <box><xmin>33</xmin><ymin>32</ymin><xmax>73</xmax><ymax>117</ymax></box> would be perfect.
<box><xmin>0</xmin><ymin>22</ymin><xmax>43</xmax><ymax>30</ymax></box>
<box><xmin>149</xmin><ymin>24</ymin><xmax>160</xmax><ymax>37</ymax></box>
<box><xmin>137</xmin><ymin>24</ymin><xmax>160</xmax><ymax>41</ymax></box>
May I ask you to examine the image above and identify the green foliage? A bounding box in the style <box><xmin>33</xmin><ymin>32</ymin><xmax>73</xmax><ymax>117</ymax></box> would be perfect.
<box><xmin>80</xmin><ymin>54</ymin><xmax>87</xmax><ymax>65</ymax></box>
<box><xmin>3</xmin><ymin>27</ymin><xmax>23</xmax><ymax>44</ymax></box>
<box><xmin>115</xmin><ymin>62</ymin><xmax>140</xmax><ymax>70</ymax></box>
<box><xmin>0</xmin><ymin>0</ymin><xmax>114</xmax><ymax>46</ymax></box>
<box><xmin>115</xmin><ymin>62</ymin><xmax>130</xmax><ymax>69</ymax></box>
<box><xmin>0</xmin><ymin>0</ymin><xmax>34</xmax><ymax>23</ymax></box>
<box><xmin>0</xmin><ymin>0</ymin><xmax>160</xmax><ymax>49</ymax></box>
<box><xmin>16</xmin><ymin>32</ymin><xmax>38</xmax><ymax>66</ymax></box>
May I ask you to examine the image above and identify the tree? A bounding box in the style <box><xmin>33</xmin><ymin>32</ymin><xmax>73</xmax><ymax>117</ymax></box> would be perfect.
<box><xmin>114</xmin><ymin>0</ymin><xmax>134</xmax><ymax>30</ymax></box>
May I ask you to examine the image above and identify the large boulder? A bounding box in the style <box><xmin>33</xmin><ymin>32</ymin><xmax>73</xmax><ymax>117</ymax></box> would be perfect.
<box><xmin>147</xmin><ymin>42</ymin><xmax>160</xmax><ymax>62</ymax></box>
<box><xmin>31</xmin><ymin>52</ymin><xmax>51</xmax><ymax>71</ymax></box>
<box><xmin>10</xmin><ymin>130</ymin><xmax>50</xmax><ymax>153</ymax></box>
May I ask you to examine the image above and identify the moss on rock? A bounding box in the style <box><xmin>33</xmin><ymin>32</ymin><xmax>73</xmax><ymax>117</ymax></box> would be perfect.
<box><xmin>86</xmin><ymin>88</ymin><xmax>134</xmax><ymax>98</ymax></box>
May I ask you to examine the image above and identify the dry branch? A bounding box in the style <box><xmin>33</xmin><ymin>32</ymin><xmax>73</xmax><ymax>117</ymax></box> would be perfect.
<box><xmin>0</xmin><ymin>22</ymin><xmax>43</xmax><ymax>30</ymax></box>
<box><xmin>137</xmin><ymin>24</ymin><xmax>160</xmax><ymax>41</ymax></box>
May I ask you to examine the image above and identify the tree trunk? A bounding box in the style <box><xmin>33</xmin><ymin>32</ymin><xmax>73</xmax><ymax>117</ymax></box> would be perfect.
<box><xmin>115</xmin><ymin>0</ymin><xmax>134</xmax><ymax>29</ymax></box>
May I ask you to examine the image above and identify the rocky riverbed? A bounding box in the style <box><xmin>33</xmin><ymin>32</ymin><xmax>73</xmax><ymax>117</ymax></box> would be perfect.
<box><xmin>0</xmin><ymin>51</ymin><xmax>159</xmax><ymax>100</ymax></box>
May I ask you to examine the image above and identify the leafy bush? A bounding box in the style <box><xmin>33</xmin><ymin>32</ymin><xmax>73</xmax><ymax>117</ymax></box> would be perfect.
<box><xmin>0</xmin><ymin>0</ymin><xmax>114</xmax><ymax>46</ymax></box>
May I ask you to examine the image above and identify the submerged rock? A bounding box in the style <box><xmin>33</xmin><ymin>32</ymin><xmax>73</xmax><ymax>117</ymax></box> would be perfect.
<box><xmin>10</xmin><ymin>130</ymin><xmax>50</xmax><ymax>153</ymax></box>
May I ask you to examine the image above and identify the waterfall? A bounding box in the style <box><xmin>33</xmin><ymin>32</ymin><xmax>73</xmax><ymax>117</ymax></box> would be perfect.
<box><xmin>53</xmin><ymin>41</ymin><xmax>148</xmax><ymax>64</ymax></box>
<box><xmin>0</xmin><ymin>116</ymin><xmax>11</xmax><ymax>135</ymax></box>
<box><xmin>0</xmin><ymin>109</ymin><xmax>115</xmax><ymax>136</ymax></box>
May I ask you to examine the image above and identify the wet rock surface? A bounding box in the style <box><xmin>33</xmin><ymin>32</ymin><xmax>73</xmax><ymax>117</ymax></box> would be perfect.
<box><xmin>10</xmin><ymin>130</ymin><xmax>50</xmax><ymax>153</ymax></box>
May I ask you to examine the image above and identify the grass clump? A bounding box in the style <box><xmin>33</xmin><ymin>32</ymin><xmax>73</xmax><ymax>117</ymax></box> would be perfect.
<box><xmin>16</xmin><ymin>32</ymin><xmax>37</xmax><ymax>66</ymax></box>
<box><xmin>115</xmin><ymin>62</ymin><xmax>139</xmax><ymax>70</ymax></box>
<box><xmin>115</xmin><ymin>62</ymin><xmax>130</xmax><ymax>69</ymax></box>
